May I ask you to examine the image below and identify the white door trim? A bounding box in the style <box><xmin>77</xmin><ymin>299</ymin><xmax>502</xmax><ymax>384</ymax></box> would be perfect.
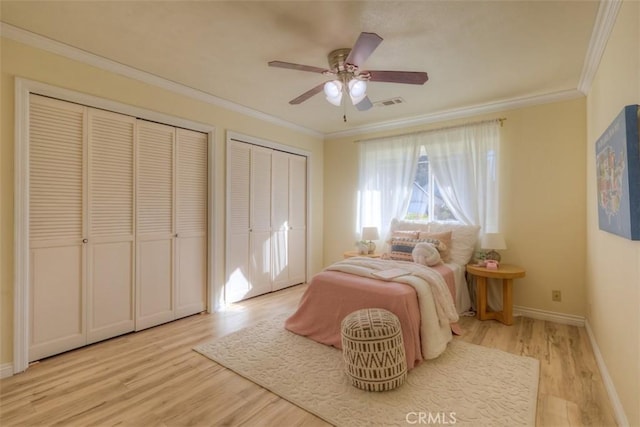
<box><xmin>13</xmin><ymin>77</ymin><xmax>216</xmax><ymax>374</ymax></box>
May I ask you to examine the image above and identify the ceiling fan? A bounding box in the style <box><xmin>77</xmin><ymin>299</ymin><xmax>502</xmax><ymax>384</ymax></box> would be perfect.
<box><xmin>268</xmin><ymin>32</ymin><xmax>429</xmax><ymax>111</ymax></box>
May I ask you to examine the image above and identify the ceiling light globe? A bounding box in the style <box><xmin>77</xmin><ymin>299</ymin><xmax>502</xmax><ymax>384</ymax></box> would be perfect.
<box><xmin>325</xmin><ymin>94</ymin><xmax>342</xmax><ymax>106</ymax></box>
<box><xmin>348</xmin><ymin>79</ymin><xmax>367</xmax><ymax>98</ymax></box>
<box><xmin>323</xmin><ymin>80</ymin><xmax>342</xmax><ymax>98</ymax></box>
<box><xmin>350</xmin><ymin>93</ymin><xmax>367</xmax><ymax>106</ymax></box>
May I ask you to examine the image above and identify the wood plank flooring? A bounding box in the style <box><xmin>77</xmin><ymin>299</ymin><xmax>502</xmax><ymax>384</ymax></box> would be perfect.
<box><xmin>0</xmin><ymin>284</ymin><xmax>617</xmax><ymax>426</ymax></box>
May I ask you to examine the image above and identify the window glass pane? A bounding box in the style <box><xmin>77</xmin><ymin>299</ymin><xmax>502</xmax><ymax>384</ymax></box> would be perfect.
<box><xmin>432</xmin><ymin>176</ymin><xmax>455</xmax><ymax>221</ymax></box>
<box><xmin>406</xmin><ymin>154</ymin><xmax>429</xmax><ymax>220</ymax></box>
<box><xmin>405</xmin><ymin>153</ymin><xmax>455</xmax><ymax>221</ymax></box>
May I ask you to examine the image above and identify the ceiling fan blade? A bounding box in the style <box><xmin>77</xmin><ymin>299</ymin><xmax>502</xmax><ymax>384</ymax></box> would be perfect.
<box><xmin>368</xmin><ymin>70</ymin><xmax>429</xmax><ymax>85</ymax></box>
<box><xmin>289</xmin><ymin>82</ymin><xmax>326</xmax><ymax>105</ymax></box>
<box><xmin>268</xmin><ymin>60</ymin><xmax>328</xmax><ymax>74</ymax></box>
<box><xmin>345</xmin><ymin>32</ymin><xmax>383</xmax><ymax>67</ymax></box>
<box><xmin>355</xmin><ymin>96</ymin><xmax>373</xmax><ymax>111</ymax></box>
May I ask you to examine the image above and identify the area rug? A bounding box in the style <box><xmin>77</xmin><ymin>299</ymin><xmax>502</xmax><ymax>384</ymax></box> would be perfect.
<box><xmin>194</xmin><ymin>315</ymin><xmax>539</xmax><ymax>426</ymax></box>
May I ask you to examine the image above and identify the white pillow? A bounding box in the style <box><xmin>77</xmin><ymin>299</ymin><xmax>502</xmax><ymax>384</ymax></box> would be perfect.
<box><xmin>426</xmin><ymin>221</ymin><xmax>480</xmax><ymax>265</ymax></box>
<box><xmin>412</xmin><ymin>242</ymin><xmax>442</xmax><ymax>266</ymax></box>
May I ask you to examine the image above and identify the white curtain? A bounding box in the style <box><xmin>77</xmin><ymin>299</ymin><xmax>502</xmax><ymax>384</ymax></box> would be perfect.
<box><xmin>357</xmin><ymin>134</ymin><xmax>421</xmax><ymax>239</ymax></box>
<box><xmin>357</xmin><ymin>120</ymin><xmax>501</xmax><ymax>241</ymax></box>
<box><xmin>422</xmin><ymin>121</ymin><xmax>501</xmax><ymax>233</ymax></box>
<box><xmin>421</xmin><ymin>122</ymin><xmax>501</xmax><ymax>311</ymax></box>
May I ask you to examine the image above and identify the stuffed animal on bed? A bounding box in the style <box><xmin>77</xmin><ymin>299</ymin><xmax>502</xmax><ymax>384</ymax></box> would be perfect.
<box><xmin>412</xmin><ymin>242</ymin><xmax>442</xmax><ymax>266</ymax></box>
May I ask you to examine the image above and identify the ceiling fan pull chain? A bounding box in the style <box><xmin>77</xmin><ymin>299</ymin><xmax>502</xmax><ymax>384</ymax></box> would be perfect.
<box><xmin>343</xmin><ymin>97</ymin><xmax>347</xmax><ymax>122</ymax></box>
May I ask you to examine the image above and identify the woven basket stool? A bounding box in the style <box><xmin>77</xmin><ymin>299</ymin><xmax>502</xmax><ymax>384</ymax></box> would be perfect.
<box><xmin>340</xmin><ymin>308</ymin><xmax>407</xmax><ymax>392</ymax></box>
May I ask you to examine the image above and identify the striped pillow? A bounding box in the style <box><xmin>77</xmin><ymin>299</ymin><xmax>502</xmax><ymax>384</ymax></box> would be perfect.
<box><xmin>389</xmin><ymin>237</ymin><xmax>447</xmax><ymax>261</ymax></box>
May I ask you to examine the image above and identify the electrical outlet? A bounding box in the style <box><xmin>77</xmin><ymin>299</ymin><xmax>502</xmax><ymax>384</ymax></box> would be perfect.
<box><xmin>552</xmin><ymin>290</ymin><xmax>561</xmax><ymax>302</ymax></box>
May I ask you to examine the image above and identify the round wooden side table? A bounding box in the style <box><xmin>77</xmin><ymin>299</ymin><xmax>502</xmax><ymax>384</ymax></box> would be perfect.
<box><xmin>466</xmin><ymin>263</ymin><xmax>526</xmax><ymax>326</ymax></box>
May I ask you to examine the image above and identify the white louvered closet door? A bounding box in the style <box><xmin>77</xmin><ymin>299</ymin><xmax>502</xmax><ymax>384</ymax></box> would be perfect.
<box><xmin>288</xmin><ymin>154</ymin><xmax>307</xmax><ymax>286</ymax></box>
<box><xmin>29</xmin><ymin>94</ymin><xmax>86</xmax><ymax>362</ymax></box>
<box><xmin>175</xmin><ymin>128</ymin><xmax>207</xmax><ymax>318</ymax></box>
<box><xmin>271</xmin><ymin>152</ymin><xmax>307</xmax><ymax>291</ymax></box>
<box><xmin>271</xmin><ymin>151</ymin><xmax>290</xmax><ymax>290</ymax></box>
<box><xmin>248</xmin><ymin>146</ymin><xmax>272</xmax><ymax>298</ymax></box>
<box><xmin>225</xmin><ymin>140</ymin><xmax>251</xmax><ymax>303</ymax></box>
<box><xmin>136</xmin><ymin>120</ymin><xmax>176</xmax><ymax>330</ymax></box>
<box><xmin>87</xmin><ymin>108</ymin><xmax>136</xmax><ymax>343</ymax></box>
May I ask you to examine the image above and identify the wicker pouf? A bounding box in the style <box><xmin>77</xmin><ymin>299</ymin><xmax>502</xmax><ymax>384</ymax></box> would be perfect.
<box><xmin>340</xmin><ymin>308</ymin><xmax>407</xmax><ymax>392</ymax></box>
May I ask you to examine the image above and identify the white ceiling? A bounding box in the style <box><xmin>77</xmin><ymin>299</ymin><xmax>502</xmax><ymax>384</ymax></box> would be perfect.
<box><xmin>1</xmin><ymin>1</ymin><xmax>601</xmax><ymax>137</ymax></box>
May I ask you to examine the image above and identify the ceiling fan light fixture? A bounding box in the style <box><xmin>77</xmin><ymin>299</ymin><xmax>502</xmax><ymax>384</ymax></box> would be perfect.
<box><xmin>325</xmin><ymin>93</ymin><xmax>343</xmax><ymax>106</ymax></box>
<box><xmin>324</xmin><ymin>80</ymin><xmax>342</xmax><ymax>98</ymax></box>
<box><xmin>269</xmin><ymin>32</ymin><xmax>428</xmax><ymax>114</ymax></box>
<box><xmin>324</xmin><ymin>80</ymin><xmax>343</xmax><ymax>106</ymax></box>
<box><xmin>348</xmin><ymin>79</ymin><xmax>367</xmax><ymax>97</ymax></box>
<box><xmin>348</xmin><ymin>79</ymin><xmax>367</xmax><ymax>105</ymax></box>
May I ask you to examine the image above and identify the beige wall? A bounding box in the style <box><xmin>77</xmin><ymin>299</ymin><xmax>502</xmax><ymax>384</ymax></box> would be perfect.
<box><xmin>0</xmin><ymin>38</ymin><xmax>324</xmax><ymax>366</ymax></box>
<box><xmin>585</xmin><ymin>1</ymin><xmax>640</xmax><ymax>425</ymax></box>
<box><xmin>325</xmin><ymin>97</ymin><xmax>587</xmax><ymax>316</ymax></box>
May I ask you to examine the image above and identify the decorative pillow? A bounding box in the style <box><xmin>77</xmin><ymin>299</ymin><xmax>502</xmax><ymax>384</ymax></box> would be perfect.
<box><xmin>383</xmin><ymin>230</ymin><xmax>420</xmax><ymax>255</ymax></box>
<box><xmin>389</xmin><ymin>237</ymin><xmax>447</xmax><ymax>261</ymax></box>
<box><xmin>418</xmin><ymin>231</ymin><xmax>452</xmax><ymax>263</ymax></box>
<box><xmin>412</xmin><ymin>242</ymin><xmax>442</xmax><ymax>266</ymax></box>
<box><xmin>426</xmin><ymin>221</ymin><xmax>481</xmax><ymax>265</ymax></box>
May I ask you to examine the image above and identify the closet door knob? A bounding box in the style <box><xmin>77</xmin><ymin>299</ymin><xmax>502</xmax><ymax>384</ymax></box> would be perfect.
<box><xmin>174</xmin><ymin>233</ymin><xmax>179</xmax><ymax>238</ymax></box>
<box><xmin>82</xmin><ymin>238</ymin><xmax>88</xmax><ymax>244</ymax></box>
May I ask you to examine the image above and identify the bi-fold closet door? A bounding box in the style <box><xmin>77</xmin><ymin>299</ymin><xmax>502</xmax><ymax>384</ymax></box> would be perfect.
<box><xmin>271</xmin><ymin>151</ymin><xmax>307</xmax><ymax>291</ymax></box>
<box><xmin>87</xmin><ymin>108</ymin><xmax>137</xmax><ymax>344</ymax></box>
<box><xmin>226</xmin><ymin>142</ymin><xmax>272</xmax><ymax>302</ymax></box>
<box><xmin>28</xmin><ymin>94</ymin><xmax>207</xmax><ymax>362</ymax></box>
<box><xmin>29</xmin><ymin>95</ymin><xmax>90</xmax><ymax>361</ymax></box>
<box><xmin>136</xmin><ymin>122</ymin><xmax>208</xmax><ymax>330</ymax></box>
<box><xmin>225</xmin><ymin>139</ymin><xmax>306</xmax><ymax>303</ymax></box>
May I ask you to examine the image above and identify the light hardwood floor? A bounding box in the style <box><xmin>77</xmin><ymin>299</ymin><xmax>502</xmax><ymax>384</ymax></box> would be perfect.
<box><xmin>0</xmin><ymin>284</ymin><xmax>617</xmax><ymax>426</ymax></box>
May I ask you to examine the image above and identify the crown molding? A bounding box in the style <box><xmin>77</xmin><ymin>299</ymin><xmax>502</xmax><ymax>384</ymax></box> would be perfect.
<box><xmin>0</xmin><ymin>22</ymin><xmax>323</xmax><ymax>139</ymax></box>
<box><xmin>578</xmin><ymin>0</ymin><xmax>623</xmax><ymax>94</ymax></box>
<box><xmin>325</xmin><ymin>89</ymin><xmax>584</xmax><ymax>140</ymax></box>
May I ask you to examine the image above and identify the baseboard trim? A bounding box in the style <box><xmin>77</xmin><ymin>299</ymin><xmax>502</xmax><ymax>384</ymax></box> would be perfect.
<box><xmin>584</xmin><ymin>319</ymin><xmax>629</xmax><ymax>427</ymax></box>
<box><xmin>513</xmin><ymin>305</ymin><xmax>585</xmax><ymax>326</ymax></box>
<box><xmin>0</xmin><ymin>363</ymin><xmax>14</xmax><ymax>379</ymax></box>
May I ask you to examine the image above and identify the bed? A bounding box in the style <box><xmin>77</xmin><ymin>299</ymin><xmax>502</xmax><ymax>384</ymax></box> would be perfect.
<box><xmin>285</xmin><ymin>219</ymin><xmax>480</xmax><ymax>369</ymax></box>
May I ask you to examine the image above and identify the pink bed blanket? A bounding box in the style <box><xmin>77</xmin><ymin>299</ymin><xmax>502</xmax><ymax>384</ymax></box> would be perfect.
<box><xmin>285</xmin><ymin>261</ymin><xmax>458</xmax><ymax>369</ymax></box>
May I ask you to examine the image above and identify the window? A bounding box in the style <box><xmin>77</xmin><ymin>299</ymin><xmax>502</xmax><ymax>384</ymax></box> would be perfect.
<box><xmin>357</xmin><ymin>120</ymin><xmax>501</xmax><ymax>238</ymax></box>
<box><xmin>405</xmin><ymin>151</ymin><xmax>455</xmax><ymax>221</ymax></box>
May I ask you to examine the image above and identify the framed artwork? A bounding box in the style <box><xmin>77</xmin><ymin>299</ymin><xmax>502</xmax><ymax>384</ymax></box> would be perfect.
<box><xmin>595</xmin><ymin>104</ymin><xmax>640</xmax><ymax>240</ymax></box>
